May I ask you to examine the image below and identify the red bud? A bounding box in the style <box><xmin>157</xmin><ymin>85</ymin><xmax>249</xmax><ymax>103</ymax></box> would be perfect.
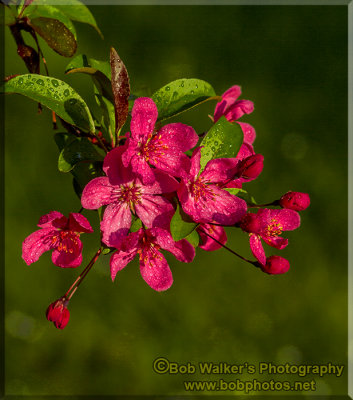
<box><xmin>279</xmin><ymin>191</ymin><xmax>310</xmax><ymax>211</ymax></box>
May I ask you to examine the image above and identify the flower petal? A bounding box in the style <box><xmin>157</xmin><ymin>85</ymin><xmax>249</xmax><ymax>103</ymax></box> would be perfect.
<box><xmin>190</xmin><ymin>147</ymin><xmax>201</xmax><ymax>178</ymax></box>
<box><xmin>139</xmin><ymin>250</ymin><xmax>173</xmax><ymax>291</ymax></box>
<box><xmin>68</xmin><ymin>213</ymin><xmax>93</xmax><ymax>233</ymax></box>
<box><xmin>201</xmin><ymin>158</ymin><xmax>238</xmax><ymax>184</ymax></box>
<box><xmin>249</xmin><ymin>234</ymin><xmax>266</xmax><ymax>265</ymax></box>
<box><xmin>158</xmin><ymin>123</ymin><xmax>199</xmax><ymax>151</ymax></box>
<box><xmin>130</xmin><ymin>97</ymin><xmax>158</xmax><ymax>141</ymax></box>
<box><xmin>225</xmin><ymin>99</ymin><xmax>254</xmax><ymax>121</ymax></box>
<box><xmin>130</xmin><ymin>153</ymin><xmax>156</xmax><ymax>185</ymax></box>
<box><xmin>103</xmin><ymin>145</ymin><xmax>134</xmax><ymax>186</ymax></box>
<box><xmin>262</xmin><ymin>236</ymin><xmax>288</xmax><ymax>250</ymax></box>
<box><xmin>257</xmin><ymin>209</ymin><xmax>301</xmax><ymax>231</ymax></box>
<box><xmin>51</xmin><ymin>238</ymin><xmax>83</xmax><ymax>268</ymax></box>
<box><xmin>110</xmin><ymin>247</ymin><xmax>138</xmax><ymax>281</ymax></box>
<box><xmin>149</xmin><ymin>148</ymin><xmax>191</xmax><ymax>179</ymax></box>
<box><xmin>214</xmin><ymin>85</ymin><xmax>242</xmax><ymax>122</ymax></box>
<box><xmin>141</xmin><ymin>170</ymin><xmax>179</xmax><ymax>194</ymax></box>
<box><xmin>101</xmin><ymin>203</ymin><xmax>131</xmax><ymax>247</ymax></box>
<box><xmin>22</xmin><ymin>228</ymin><xmax>55</xmax><ymax>265</ymax></box>
<box><xmin>37</xmin><ymin>211</ymin><xmax>66</xmax><ymax>228</ymax></box>
<box><xmin>81</xmin><ymin>177</ymin><xmax>114</xmax><ymax>210</ymax></box>
<box><xmin>197</xmin><ymin>224</ymin><xmax>227</xmax><ymax>251</ymax></box>
<box><xmin>150</xmin><ymin>227</ymin><xmax>195</xmax><ymax>262</ymax></box>
<box><xmin>135</xmin><ymin>195</ymin><xmax>174</xmax><ymax>229</ymax></box>
<box><xmin>237</xmin><ymin>122</ymin><xmax>256</xmax><ymax>145</ymax></box>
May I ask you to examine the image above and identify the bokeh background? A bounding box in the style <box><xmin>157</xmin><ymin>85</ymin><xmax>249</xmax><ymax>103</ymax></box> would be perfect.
<box><xmin>4</xmin><ymin>4</ymin><xmax>348</xmax><ymax>397</ymax></box>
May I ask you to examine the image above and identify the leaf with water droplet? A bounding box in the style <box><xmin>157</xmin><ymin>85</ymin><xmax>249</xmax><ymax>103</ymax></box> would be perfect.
<box><xmin>152</xmin><ymin>78</ymin><xmax>216</xmax><ymax>121</ymax></box>
<box><xmin>199</xmin><ymin>116</ymin><xmax>243</xmax><ymax>171</ymax></box>
<box><xmin>1</xmin><ymin>74</ymin><xmax>95</xmax><ymax>133</ymax></box>
<box><xmin>58</xmin><ymin>137</ymin><xmax>103</xmax><ymax>173</ymax></box>
<box><xmin>170</xmin><ymin>203</ymin><xmax>198</xmax><ymax>241</ymax></box>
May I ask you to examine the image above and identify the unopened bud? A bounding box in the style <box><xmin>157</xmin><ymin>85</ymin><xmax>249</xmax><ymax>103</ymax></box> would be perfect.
<box><xmin>46</xmin><ymin>297</ymin><xmax>70</xmax><ymax>329</ymax></box>
<box><xmin>238</xmin><ymin>154</ymin><xmax>264</xmax><ymax>180</ymax></box>
<box><xmin>239</xmin><ymin>213</ymin><xmax>261</xmax><ymax>233</ymax></box>
<box><xmin>279</xmin><ymin>191</ymin><xmax>310</xmax><ymax>211</ymax></box>
<box><xmin>261</xmin><ymin>255</ymin><xmax>290</xmax><ymax>275</ymax></box>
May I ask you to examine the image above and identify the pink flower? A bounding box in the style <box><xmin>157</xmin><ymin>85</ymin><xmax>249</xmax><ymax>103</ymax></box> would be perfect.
<box><xmin>22</xmin><ymin>211</ymin><xmax>93</xmax><ymax>268</ymax></box>
<box><xmin>110</xmin><ymin>227</ymin><xmax>195</xmax><ymax>291</ymax></box>
<box><xmin>279</xmin><ymin>191</ymin><xmax>310</xmax><ymax>211</ymax></box>
<box><xmin>81</xmin><ymin>146</ymin><xmax>178</xmax><ymax>248</ymax></box>
<box><xmin>197</xmin><ymin>223</ymin><xmax>227</xmax><ymax>251</ymax></box>
<box><xmin>122</xmin><ymin>97</ymin><xmax>199</xmax><ymax>184</ymax></box>
<box><xmin>239</xmin><ymin>209</ymin><xmax>300</xmax><ymax>265</ymax></box>
<box><xmin>177</xmin><ymin>147</ymin><xmax>247</xmax><ymax>225</ymax></box>
<box><xmin>46</xmin><ymin>297</ymin><xmax>70</xmax><ymax>329</ymax></box>
<box><xmin>214</xmin><ymin>85</ymin><xmax>254</xmax><ymax>123</ymax></box>
<box><xmin>260</xmin><ymin>255</ymin><xmax>290</xmax><ymax>275</ymax></box>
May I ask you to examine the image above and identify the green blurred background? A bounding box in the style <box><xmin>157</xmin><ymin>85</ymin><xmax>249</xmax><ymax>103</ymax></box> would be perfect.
<box><xmin>4</xmin><ymin>4</ymin><xmax>348</xmax><ymax>397</ymax></box>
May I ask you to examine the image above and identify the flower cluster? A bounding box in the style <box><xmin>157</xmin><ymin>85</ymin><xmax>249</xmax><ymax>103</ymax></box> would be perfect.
<box><xmin>22</xmin><ymin>86</ymin><xmax>310</xmax><ymax>329</ymax></box>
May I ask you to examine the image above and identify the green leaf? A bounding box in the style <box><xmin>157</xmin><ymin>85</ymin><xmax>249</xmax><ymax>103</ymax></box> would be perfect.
<box><xmin>170</xmin><ymin>203</ymin><xmax>198</xmax><ymax>241</ymax></box>
<box><xmin>23</xmin><ymin>4</ymin><xmax>77</xmax><ymax>39</ymax></box>
<box><xmin>27</xmin><ymin>16</ymin><xmax>77</xmax><ymax>57</ymax></box>
<box><xmin>4</xmin><ymin>6</ymin><xmax>17</xmax><ymax>25</ymax></box>
<box><xmin>224</xmin><ymin>188</ymin><xmax>257</xmax><ymax>206</ymax></box>
<box><xmin>130</xmin><ymin>217</ymin><xmax>142</xmax><ymax>233</ymax></box>
<box><xmin>65</xmin><ymin>55</ymin><xmax>113</xmax><ymax>103</ymax></box>
<box><xmin>58</xmin><ymin>137</ymin><xmax>103</xmax><ymax>173</ymax></box>
<box><xmin>2</xmin><ymin>74</ymin><xmax>95</xmax><ymax>133</ymax></box>
<box><xmin>199</xmin><ymin>116</ymin><xmax>243</xmax><ymax>172</ymax></box>
<box><xmin>185</xmin><ymin>229</ymin><xmax>200</xmax><ymax>248</ymax></box>
<box><xmin>151</xmin><ymin>78</ymin><xmax>217</xmax><ymax>121</ymax></box>
<box><xmin>110</xmin><ymin>47</ymin><xmax>130</xmax><ymax>134</ymax></box>
<box><xmin>95</xmin><ymin>94</ymin><xmax>115</xmax><ymax>140</ymax></box>
<box><xmin>54</xmin><ymin>131</ymin><xmax>75</xmax><ymax>151</ymax></box>
<box><xmin>101</xmin><ymin>245</ymin><xmax>114</xmax><ymax>255</ymax></box>
<box><xmin>71</xmin><ymin>161</ymin><xmax>104</xmax><ymax>199</ymax></box>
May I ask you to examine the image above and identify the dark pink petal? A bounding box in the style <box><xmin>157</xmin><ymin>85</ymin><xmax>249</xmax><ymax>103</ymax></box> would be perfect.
<box><xmin>130</xmin><ymin>97</ymin><xmax>158</xmax><ymax>141</ymax></box>
<box><xmin>190</xmin><ymin>147</ymin><xmax>202</xmax><ymax>178</ymax></box>
<box><xmin>150</xmin><ymin>227</ymin><xmax>195</xmax><ymax>262</ymax></box>
<box><xmin>130</xmin><ymin>153</ymin><xmax>156</xmax><ymax>185</ymax></box>
<box><xmin>158</xmin><ymin>123</ymin><xmax>199</xmax><ymax>151</ymax></box>
<box><xmin>139</xmin><ymin>250</ymin><xmax>173</xmax><ymax>291</ymax></box>
<box><xmin>237</xmin><ymin>122</ymin><xmax>256</xmax><ymax>145</ymax></box>
<box><xmin>68</xmin><ymin>213</ymin><xmax>93</xmax><ymax>233</ymax></box>
<box><xmin>279</xmin><ymin>191</ymin><xmax>310</xmax><ymax>211</ymax></box>
<box><xmin>214</xmin><ymin>86</ymin><xmax>242</xmax><ymax>122</ymax></box>
<box><xmin>149</xmin><ymin>148</ymin><xmax>191</xmax><ymax>179</ymax></box>
<box><xmin>81</xmin><ymin>177</ymin><xmax>114</xmax><ymax>210</ymax></box>
<box><xmin>236</xmin><ymin>143</ymin><xmax>255</xmax><ymax>160</ymax></box>
<box><xmin>141</xmin><ymin>170</ymin><xmax>179</xmax><ymax>194</ymax></box>
<box><xmin>103</xmin><ymin>145</ymin><xmax>134</xmax><ymax>186</ymax></box>
<box><xmin>201</xmin><ymin>158</ymin><xmax>238</xmax><ymax>184</ymax></box>
<box><xmin>222</xmin><ymin>85</ymin><xmax>242</xmax><ymax>100</ymax></box>
<box><xmin>101</xmin><ymin>203</ymin><xmax>131</xmax><ymax>247</ymax></box>
<box><xmin>225</xmin><ymin>99</ymin><xmax>254</xmax><ymax>122</ymax></box>
<box><xmin>249</xmin><ymin>234</ymin><xmax>266</xmax><ymax>265</ymax></box>
<box><xmin>54</xmin><ymin>308</ymin><xmax>70</xmax><ymax>329</ymax></box>
<box><xmin>237</xmin><ymin>154</ymin><xmax>264</xmax><ymax>181</ymax></box>
<box><xmin>37</xmin><ymin>211</ymin><xmax>67</xmax><ymax>229</ymax></box>
<box><xmin>135</xmin><ymin>195</ymin><xmax>174</xmax><ymax>229</ymax></box>
<box><xmin>110</xmin><ymin>247</ymin><xmax>138</xmax><ymax>281</ymax></box>
<box><xmin>121</xmin><ymin>137</ymin><xmax>138</xmax><ymax>167</ymax></box>
<box><xmin>22</xmin><ymin>228</ymin><xmax>55</xmax><ymax>265</ymax></box>
<box><xmin>197</xmin><ymin>224</ymin><xmax>227</xmax><ymax>251</ymax></box>
<box><xmin>51</xmin><ymin>238</ymin><xmax>83</xmax><ymax>268</ymax></box>
<box><xmin>262</xmin><ymin>236</ymin><xmax>288</xmax><ymax>250</ymax></box>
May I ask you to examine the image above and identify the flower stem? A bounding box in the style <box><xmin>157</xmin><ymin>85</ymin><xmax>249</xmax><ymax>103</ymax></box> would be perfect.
<box><xmin>248</xmin><ymin>200</ymin><xmax>279</xmax><ymax>209</ymax></box>
<box><xmin>65</xmin><ymin>248</ymin><xmax>102</xmax><ymax>300</ymax></box>
<box><xmin>199</xmin><ymin>228</ymin><xmax>258</xmax><ymax>267</ymax></box>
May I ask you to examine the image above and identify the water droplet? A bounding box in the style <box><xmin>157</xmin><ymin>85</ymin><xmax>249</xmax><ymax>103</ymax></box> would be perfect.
<box><xmin>49</xmin><ymin>87</ymin><xmax>54</xmax><ymax>92</ymax></box>
<box><xmin>195</xmin><ymin>84</ymin><xmax>198</xmax><ymax>89</ymax></box>
<box><xmin>51</xmin><ymin>79</ymin><xmax>59</xmax><ymax>87</ymax></box>
<box><xmin>27</xmin><ymin>75</ymin><xmax>31</xmax><ymax>79</ymax></box>
<box><xmin>18</xmin><ymin>77</ymin><xmax>24</xmax><ymax>84</ymax></box>
<box><xmin>54</xmin><ymin>94</ymin><xmax>60</xmax><ymax>100</ymax></box>
<box><xmin>191</xmin><ymin>90</ymin><xmax>194</xmax><ymax>94</ymax></box>
<box><xmin>63</xmin><ymin>89</ymin><xmax>70</xmax><ymax>97</ymax></box>
<box><xmin>180</xmin><ymin>81</ymin><xmax>184</xmax><ymax>87</ymax></box>
<box><xmin>37</xmin><ymin>79</ymin><xmax>44</xmax><ymax>86</ymax></box>
<box><xmin>165</xmin><ymin>86</ymin><xmax>170</xmax><ymax>91</ymax></box>
<box><xmin>69</xmin><ymin>98</ymin><xmax>77</xmax><ymax>105</ymax></box>
<box><xmin>61</xmin><ymin>82</ymin><xmax>65</xmax><ymax>86</ymax></box>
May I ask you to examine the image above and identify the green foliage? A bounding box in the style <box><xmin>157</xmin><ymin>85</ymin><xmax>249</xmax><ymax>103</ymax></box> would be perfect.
<box><xmin>71</xmin><ymin>161</ymin><xmax>104</xmax><ymax>199</ymax></box>
<box><xmin>199</xmin><ymin>116</ymin><xmax>243</xmax><ymax>172</ymax></box>
<box><xmin>130</xmin><ymin>217</ymin><xmax>142</xmax><ymax>233</ymax></box>
<box><xmin>224</xmin><ymin>188</ymin><xmax>257</xmax><ymax>206</ymax></box>
<box><xmin>58</xmin><ymin>137</ymin><xmax>103</xmax><ymax>173</ymax></box>
<box><xmin>170</xmin><ymin>203</ymin><xmax>198</xmax><ymax>241</ymax></box>
<box><xmin>2</xmin><ymin>74</ymin><xmax>95</xmax><ymax>133</ymax></box>
<box><xmin>152</xmin><ymin>78</ymin><xmax>217</xmax><ymax>121</ymax></box>
<box><xmin>185</xmin><ymin>229</ymin><xmax>200</xmax><ymax>247</ymax></box>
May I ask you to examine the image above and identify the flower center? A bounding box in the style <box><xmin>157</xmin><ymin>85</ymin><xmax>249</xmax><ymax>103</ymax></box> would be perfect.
<box><xmin>191</xmin><ymin>177</ymin><xmax>215</xmax><ymax>203</ymax></box>
<box><xmin>265</xmin><ymin>219</ymin><xmax>283</xmax><ymax>237</ymax></box>
<box><xmin>114</xmin><ymin>183</ymin><xmax>141</xmax><ymax>209</ymax></box>
<box><xmin>52</xmin><ymin>230</ymin><xmax>80</xmax><ymax>254</ymax></box>
<box><xmin>137</xmin><ymin>234</ymin><xmax>162</xmax><ymax>264</ymax></box>
<box><xmin>139</xmin><ymin>133</ymin><xmax>169</xmax><ymax>162</ymax></box>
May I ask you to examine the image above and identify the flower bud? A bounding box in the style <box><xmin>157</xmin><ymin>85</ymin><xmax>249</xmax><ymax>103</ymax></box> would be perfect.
<box><xmin>46</xmin><ymin>297</ymin><xmax>70</xmax><ymax>329</ymax></box>
<box><xmin>279</xmin><ymin>191</ymin><xmax>310</xmax><ymax>211</ymax></box>
<box><xmin>239</xmin><ymin>213</ymin><xmax>261</xmax><ymax>233</ymax></box>
<box><xmin>261</xmin><ymin>255</ymin><xmax>290</xmax><ymax>274</ymax></box>
<box><xmin>237</xmin><ymin>154</ymin><xmax>264</xmax><ymax>180</ymax></box>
